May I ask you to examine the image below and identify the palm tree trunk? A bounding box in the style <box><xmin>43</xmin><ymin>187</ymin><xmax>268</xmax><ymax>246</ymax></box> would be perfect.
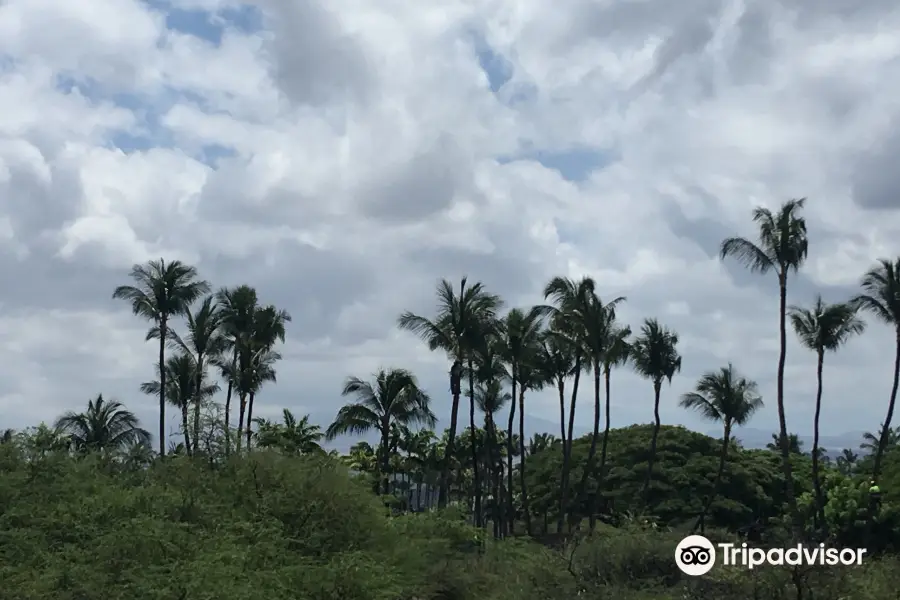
<box><xmin>873</xmin><ymin>330</ymin><xmax>900</xmax><ymax>479</ymax></box>
<box><xmin>811</xmin><ymin>348</ymin><xmax>826</xmax><ymax>531</ymax></box>
<box><xmin>181</xmin><ymin>402</ymin><xmax>192</xmax><ymax>455</ymax></box>
<box><xmin>468</xmin><ymin>359</ymin><xmax>482</xmax><ymax>528</ymax></box>
<box><xmin>518</xmin><ymin>387</ymin><xmax>531</xmax><ymax>536</ymax></box>
<box><xmin>642</xmin><ymin>380</ymin><xmax>662</xmax><ymax>503</ymax></box>
<box><xmin>223</xmin><ymin>347</ymin><xmax>237</xmax><ymax>457</ymax></box>
<box><xmin>380</xmin><ymin>425</ymin><xmax>390</xmax><ymax>495</ymax></box>
<box><xmin>576</xmin><ymin>363</ymin><xmax>602</xmax><ymax>523</ymax></box>
<box><xmin>590</xmin><ymin>366</ymin><xmax>613</xmax><ymax>532</ymax></box>
<box><xmin>193</xmin><ymin>354</ymin><xmax>204</xmax><ymax>455</ymax></box>
<box><xmin>558</xmin><ymin>355</ymin><xmax>581</xmax><ymax>533</ymax></box>
<box><xmin>777</xmin><ymin>272</ymin><xmax>801</xmax><ymax>535</ymax></box>
<box><xmin>245</xmin><ymin>391</ymin><xmax>255</xmax><ymax>451</ymax></box>
<box><xmin>693</xmin><ymin>422</ymin><xmax>731</xmax><ymax>533</ymax></box>
<box><xmin>236</xmin><ymin>392</ymin><xmax>247</xmax><ymax>453</ymax></box>
<box><xmin>157</xmin><ymin>318</ymin><xmax>168</xmax><ymax>457</ymax></box>
<box><xmin>488</xmin><ymin>414</ymin><xmax>502</xmax><ymax>538</ymax></box>
<box><xmin>507</xmin><ymin>369</ymin><xmax>517</xmax><ymax>535</ymax></box>
<box><xmin>441</xmin><ymin>360</ymin><xmax>462</xmax><ymax>508</ymax></box>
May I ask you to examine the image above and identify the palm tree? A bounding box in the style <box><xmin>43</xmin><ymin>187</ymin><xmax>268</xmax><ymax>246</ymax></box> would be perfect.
<box><xmin>214</xmin><ymin>285</ymin><xmax>259</xmax><ymax>456</ymax></box>
<box><xmin>860</xmin><ymin>424</ymin><xmax>900</xmax><ymax>455</ymax></box>
<box><xmin>254</xmin><ymin>409</ymin><xmax>324</xmax><ymax>454</ymax></box>
<box><xmin>851</xmin><ymin>258</ymin><xmax>900</xmax><ymax>479</ymax></box>
<box><xmin>140</xmin><ymin>353</ymin><xmax>217</xmax><ymax>454</ymax></box>
<box><xmin>498</xmin><ymin>306</ymin><xmax>545</xmax><ymax>532</ymax></box>
<box><xmin>397</xmin><ymin>277</ymin><xmax>503</xmax><ymax>508</ymax></box>
<box><xmin>788</xmin><ymin>296</ymin><xmax>865</xmax><ymax>527</ymax></box>
<box><xmin>243</xmin><ymin>305</ymin><xmax>291</xmax><ymax>450</ymax></box>
<box><xmin>234</xmin><ymin>347</ymin><xmax>280</xmax><ymax>453</ymax></box>
<box><xmin>536</xmin><ymin>332</ymin><xmax>575</xmax><ymax>530</ymax></box>
<box><xmin>574</xmin><ymin>292</ymin><xmax>625</xmax><ymax>521</ymax></box>
<box><xmin>631</xmin><ymin>318</ymin><xmax>682</xmax><ymax>503</ymax></box>
<box><xmin>679</xmin><ymin>364</ymin><xmax>764</xmax><ymax>533</ymax></box>
<box><xmin>766</xmin><ymin>432</ymin><xmax>804</xmax><ymax>453</ymax></box>
<box><xmin>591</xmin><ymin>323</ymin><xmax>631</xmax><ymax>530</ymax></box>
<box><xmin>720</xmin><ymin>198</ymin><xmax>808</xmax><ymax>532</ymax></box>
<box><xmin>113</xmin><ymin>259</ymin><xmax>209</xmax><ymax>455</ymax></box>
<box><xmin>515</xmin><ymin>353</ymin><xmax>548</xmax><ymax>535</ymax></box>
<box><xmin>837</xmin><ymin>448</ymin><xmax>858</xmax><ymax>475</ymax></box>
<box><xmin>471</xmin><ymin>337</ymin><xmax>510</xmax><ymax>530</ymax></box>
<box><xmin>473</xmin><ymin>379</ymin><xmax>511</xmax><ymax>537</ymax></box>
<box><xmin>527</xmin><ymin>433</ymin><xmax>557</xmax><ymax>457</ymax></box>
<box><xmin>170</xmin><ymin>295</ymin><xmax>227</xmax><ymax>454</ymax></box>
<box><xmin>326</xmin><ymin>368</ymin><xmax>435</xmax><ymax>495</ymax></box>
<box><xmin>55</xmin><ymin>394</ymin><xmax>151</xmax><ymax>453</ymax></box>
<box><xmin>542</xmin><ymin>275</ymin><xmax>595</xmax><ymax>532</ymax></box>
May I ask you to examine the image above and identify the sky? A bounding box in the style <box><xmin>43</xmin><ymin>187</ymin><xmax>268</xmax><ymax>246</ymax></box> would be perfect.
<box><xmin>2</xmin><ymin>0</ymin><xmax>900</xmax><ymax>447</ymax></box>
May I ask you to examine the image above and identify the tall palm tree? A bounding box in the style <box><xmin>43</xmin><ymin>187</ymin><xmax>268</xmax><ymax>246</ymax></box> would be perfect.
<box><xmin>243</xmin><ymin>305</ymin><xmax>291</xmax><ymax>450</ymax></box>
<box><xmin>537</xmin><ymin>331</ymin><xmax>575</xmax><ymax>530</ymax></box>
<box><xmin>679</xmin><ymin>364</ymin><xmax>763</xmax><ymax>533</ymax></box>
<box><xmin>788</xmin><ymin>296</ymin><xmax>865</xmax><ymax>527</ymax></box>
<box><xmin>516</xmin><ymin>353</ymin><xmax>548</xmax><ymax>535</ymax></box>
<box><xmin>591</xmin><ymin>323</ymin><xmax>631</xmax><ymax>530</ymax></box>
<box><xmin>473</xmin><ymin>379</ymin><xmax>511</xmax><ymax>537</ymax></box>
<box><xmin>574</xmin><ymin>292</ymin><xmax>625</xmax><ymax>520</ymax></box>
<box><xmin>498</xmin><ymin>306</ymin><xmax>545</xmax><ymax>532</ymax></box>
<box><xmin>851</xmin><ymin>258</ymin><xmax>900</xmax><ymax>479</ymax></box>
<box><xmin>631</xmin><ymin>318</ymin><xmax>682</xmax><ymax>503</ymax></box>
<box><xmin>542</xmin><ymin>275</ymin><xmax>594</xmax><ymax>532</ymax></box>
<box><xmin>720</xmin><ymin>198</ymin><xmax>808</xmax><ymax>532</ymax></box>
<box><xmin>234</xmin><ymin>347</ymin><xmax>280</xmax><ymax>453</ymax></box>
<box><xmin>471</xmin><ymin>337</ymin><xmax>510</xmax><ymax>530</ymax></box>
<box><xmin>214</xmin><ymin>285</ymin><xmax>259</xmax><ymax>456</ymax></box>
<box><xmin>140</xmin><ymin>353</ymin><xmax>216</xmax><ymax>454</ymax></box>
<box><xmin>55</xmin><ymin>394</ymin><xmax>151</xmax><ymax>453</ymax></box>
<box><xmin>397</xmin><ymin>277</ymin><xmax>503</xmax><ymax>508</ymax></box>
<box><xmin>113</xmin><ymin>259</ymin><xmax>209</xmax><ymax>455</ymax></box>
<box><xmin>326</xmin><ymin>368</ymin><xmax>435</xmax><ymax>495</ymax></box>
<box><xmin>170</xmin><ymin>295</ymin><xmax>227</xmax><ymax>454</ymax></box>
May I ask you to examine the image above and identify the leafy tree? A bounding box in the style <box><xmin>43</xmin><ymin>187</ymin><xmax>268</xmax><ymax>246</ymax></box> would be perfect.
<box><xmin>720</xmin><ymin>198</ymin><xmax>808</xmax><ymax>534</ymax></box>
<box><xmin>679</xmin><ymin>363</ymin><xmax>763</xmax><ymax>532</ymax></box>
<box><xmin>326</xmin><ymin>368</ymin><xmax>435</xmax><ymax>494</ymax></box>
<box><xmin>630</xmin><ymin>318</ymin><xmax>682</xmax><ymax>503</ymax></box>
<box><xmin>54</xmin><ymin>394</ymin><xmax>151</xmax><ymax>454</ymax></box>
<box><xmin>113</xmin><ymin>259</ymin><xmax>209</xmax><ymax>455</ymax></box>
<box><xmin>788</xmin><ymin>295</ymin><xmax>865</xmax><ymax>527</ymax></box>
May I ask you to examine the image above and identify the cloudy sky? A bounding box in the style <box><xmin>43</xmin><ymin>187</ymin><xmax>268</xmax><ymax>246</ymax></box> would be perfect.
<box><xmin>2</xmin><ymin>0</ymin><xmax>900</xmax><ymax>448</ymax></box>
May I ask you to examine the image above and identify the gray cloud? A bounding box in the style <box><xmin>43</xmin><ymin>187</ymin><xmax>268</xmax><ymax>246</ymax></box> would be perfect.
<box><xmin>2</xmin><ymin>0</ymin><xmax>900</xmax><ymax>446</ymax></box>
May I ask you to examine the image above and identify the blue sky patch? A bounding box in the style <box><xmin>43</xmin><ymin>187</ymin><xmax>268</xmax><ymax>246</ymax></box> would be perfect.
<box><xmin>146</xmin><ymin>0</ymin><xmax>262</xmax><ymax>46</ymax></box>
<box><xmin>498</xmin><ymin>147</ymin><xmax>618</xmax><ymax>182</ymax></box>
<box><xmin>468</xmin><ymin>31</ymin><xmax>513</xmax><ymax>93</ymax></box>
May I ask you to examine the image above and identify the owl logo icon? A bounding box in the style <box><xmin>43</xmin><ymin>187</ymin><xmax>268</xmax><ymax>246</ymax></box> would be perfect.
<box><xmin>675</xmin><ymin>535</ymin><xmax>716</xmax><ymax>576</ymax></box>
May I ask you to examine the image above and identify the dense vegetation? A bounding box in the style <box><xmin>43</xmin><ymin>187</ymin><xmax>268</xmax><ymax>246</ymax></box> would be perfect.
<box><xmin>5</xmin><ymin>199</ymin><xmax>900</xmax><ymax>599</ymax></box>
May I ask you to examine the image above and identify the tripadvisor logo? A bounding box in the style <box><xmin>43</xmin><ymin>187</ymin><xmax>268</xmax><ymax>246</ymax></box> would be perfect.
<box><xmin>674</xmin><ymin>535</ymin><xmax>867</xmax><ymax>576</ymax></box>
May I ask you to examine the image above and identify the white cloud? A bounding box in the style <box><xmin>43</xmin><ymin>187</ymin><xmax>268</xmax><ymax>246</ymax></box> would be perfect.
<box><xmin>1</xmin><ymin>0</ymin><xmax>900</xmax><ymax>449</ymax></box>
